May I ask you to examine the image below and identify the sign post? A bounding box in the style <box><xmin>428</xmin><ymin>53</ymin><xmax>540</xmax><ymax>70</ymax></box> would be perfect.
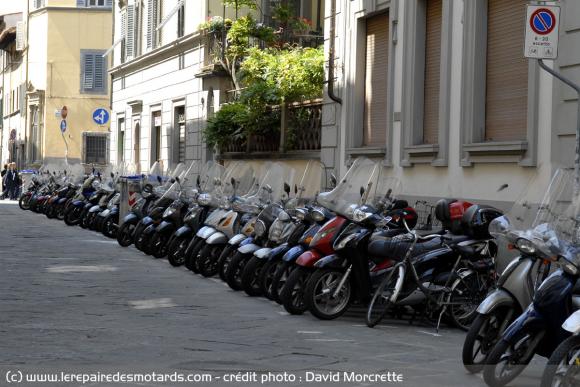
<box><xmin>525</xmin><ymin>4</ymin><xmax>580</xmax><ymax>195</ymax></box>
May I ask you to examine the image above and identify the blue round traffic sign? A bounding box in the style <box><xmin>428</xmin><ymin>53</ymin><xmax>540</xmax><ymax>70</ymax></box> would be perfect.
<box><xmin>530</xmin><ymin>8</ymin><xmax>556</xmax><ymax>35</ymax></box>
<box><xmin>60</xmin><ymin>119</ymin><xmax>67</xmax><ymax>133</ymax></box>
<box><xmin>93</xmin><ymin>108</ymin><xmax>110</xmax><ymax>125</ymax></box>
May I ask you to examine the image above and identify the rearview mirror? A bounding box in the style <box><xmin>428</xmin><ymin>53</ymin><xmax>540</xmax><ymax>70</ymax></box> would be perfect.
<box><xmin>175</xmin><ymin>176</ymin><xmax>180</xmax><ymax>183</ymax></box>
<box><xmin>231</xmin><ymin>177</ymin><xmax>237</xmax><ymax>188</ymax></box>
<box><xmin>284</xmin><ymin>182</ymin><xmax>291</xmax><ymax>196</ymax></box>
<box><xmin>157</xmin><ymin>175</ymin><xmax>162</xmax><ymax>184</ymax></box>
<box><xmin>294</xmin><ymin>184</ymin><xmax>298</xmax><ymax>194</ymax></box>
<box><xmin>385</xmin><ymin>188</ymin><xmax>392</xmax><ymax>199</ymax></box>
<box><xmin>359</xmin><ymin>186</ymin><xmax>365</xmax><ymax>197</ymax></box>
<box><xmin>110</xmin><ymin>172</ymin><xmax>114</xmax><ymax>178</ymax></box>
<box><xmin>196</xmin><ymin>175</ymin><xmax>201</xmax><ymax>187</ymax></box>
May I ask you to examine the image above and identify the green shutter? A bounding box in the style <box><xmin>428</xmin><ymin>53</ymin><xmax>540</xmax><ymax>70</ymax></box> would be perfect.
<box><xmin>83</xmin><ymin>53</ymin><xmax>95</xmax><ymax>90</ymax></box>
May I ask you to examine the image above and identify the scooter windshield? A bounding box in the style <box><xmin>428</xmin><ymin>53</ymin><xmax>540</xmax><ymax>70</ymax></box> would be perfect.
<box><xmin>317</xmin><ymin>158</ymin><xmax>381</xmax><ymax>218</ymax></box>
<box><xmin>245</xmin><ymin>162</ymin><xmax>295</xmax><ymax>208</ymax></box>
<box><xmin>222</xmin><ymin>162</ymin><xmax>256</xmax><ymax>199</ymax></box>
<box><xmin>178</xmin><ymin>160</ymin><xmax>200</xmax><ymax>191</ymax></box>
<box><xmin>286</xmin><ymin>160</ymin><xmax>325</xmax><ymax>209</ymax></box>
<box><xmin>159</xmin><ymin>181</ymin><xmax>180</xmax><ymax>201</ymax></box>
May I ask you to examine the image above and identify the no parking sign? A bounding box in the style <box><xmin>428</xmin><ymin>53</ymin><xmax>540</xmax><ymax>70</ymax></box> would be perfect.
<box><xmin>524</xmin><ymin>5</ymin><xmax>560</xmax><ymax>59</ymax></box>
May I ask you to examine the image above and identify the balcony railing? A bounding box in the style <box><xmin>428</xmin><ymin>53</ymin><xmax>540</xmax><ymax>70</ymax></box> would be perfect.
<box><xmin>218</xmin><ymin>99</ymin><xmax>322</xmax><ymax>159</ymax></box>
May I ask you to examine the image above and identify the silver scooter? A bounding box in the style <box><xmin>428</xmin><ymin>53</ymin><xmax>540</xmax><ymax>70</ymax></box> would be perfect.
<box><xmin>462</xmin><ymin>171</ymin><xmax>565</xmax><ymax>373</ymax></box>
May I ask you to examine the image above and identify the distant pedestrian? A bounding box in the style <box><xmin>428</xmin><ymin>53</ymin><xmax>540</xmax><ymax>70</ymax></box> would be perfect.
<box><xmin>0</xmin><ymin>163</ymin><xmax>7</xmax><ymax>199</ymax></box>
<box><xmin>5</xmin><ymin>163</ymin><xmax>20</xmax><ymax>200</ymax></box>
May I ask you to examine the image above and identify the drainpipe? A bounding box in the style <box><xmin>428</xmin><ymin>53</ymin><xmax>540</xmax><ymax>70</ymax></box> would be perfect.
<box><xmin>327</xmin><ymin>0</ymin><xmax>341</xmax><ymax>104</ymax></box>
<box><xmin>109</xmin><ymin>3</ymin><xmax>115</xmax><ymax>111</ymax></box>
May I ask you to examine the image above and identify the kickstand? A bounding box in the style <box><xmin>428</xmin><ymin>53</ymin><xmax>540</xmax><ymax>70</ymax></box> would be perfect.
<box><xmin>435</xmin><ymin>306</ymin><xmax>447</xmax><ymax>334</ymax></box>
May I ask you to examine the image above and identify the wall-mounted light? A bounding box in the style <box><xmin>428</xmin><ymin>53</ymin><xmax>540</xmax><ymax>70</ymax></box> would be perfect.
<box><xmin>392</xmin><ymin>20</ymin><xmax>398</xmax><ymax>45</ymax></box>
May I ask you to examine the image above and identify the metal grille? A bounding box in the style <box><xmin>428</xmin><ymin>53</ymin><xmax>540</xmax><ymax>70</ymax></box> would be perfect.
<box><xmin>83</xmin><ymin>133</ymin><xmax>108</xmax><ymax>164</ymax></box>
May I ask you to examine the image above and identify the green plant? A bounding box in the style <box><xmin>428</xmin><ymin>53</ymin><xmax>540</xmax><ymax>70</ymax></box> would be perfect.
<box><xmin>203</xmin><ymin>103</ymin><xmax>248</xmax><ymax>150</ymax></box>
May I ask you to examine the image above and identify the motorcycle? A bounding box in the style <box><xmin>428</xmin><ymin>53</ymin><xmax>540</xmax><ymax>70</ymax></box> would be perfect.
<box><xmin>222</xmin><ymin>163</ymin><xmax>295</xmax><ymax>290</ymax></box>
<box><xmin>462</xmin><ymin>172</ymin><xmax>556</xmax><ymax>373</ymax></box>
<box><xmin>483</xmin><ymin>169</ymin><xmax>580</xmax><ymax>387</ymax></box>
<box><xmin>116</xmin><ymin>161</ymin><xmax>166</xmax><ymax>247</ymax></box>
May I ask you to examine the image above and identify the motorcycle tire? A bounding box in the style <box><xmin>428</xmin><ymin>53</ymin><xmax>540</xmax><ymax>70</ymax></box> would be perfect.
<box><xmin>79</xmin><ymin>208</ymin><xmax>91</xmax><ymax>229</ymax></box>
<box><xmin>483</xmin><ymin>333</ymin><xmax>543</xmax><ymax>387</ymax></box>
<box><xmin>217</xmin><ymin>245</ymin><xmax>236</xmax><ymax>282</ymax></box>
<box><xmin>18</xmin><ymin>194</ymin><xmax>31</xmax><ymax>210</ymax></box>
<box><xmin>241</xmin><ymin>256</ymin><xmax>266</xmax><ymax>297</ymax></box>
<box><xmin>150</xmin><ymin>232</ymin><xmax>170</xmax><ymax>259</ymax></box>
<box><xmin>462</xmin><ymin>308</ymin><xmax>511</xmax><ymax>374</ymax></box>
<box><xmin>167</xmin><ymin>235</ymin><xmax>189</xmax><ymax>267</ymax></box>
<box><xmin>260</xmin><ymin>259</ymin><xmax>285</xmax><ymax>302</ymax></box>
<box><xmin>540</xmin><ymin>335</ymin><xmax>580</xmax><ymax>387</ymax></box>
<box><xmin>45</xmin><ymin>204</ymin><xmax>57</xmax><ymax>219</ymax></box>
<box><xmin>184</xmin><ymin>238</ymin><xmax>204</xmax><ymax>273</ymax></box>
<box><xmin>280</xmin><ymin>266</ymin><xmax>309</xmax><ymax>315</ymax></box>
<box><xmin>102</xmin><ymin>215</ymin><xmax>118</xmax><ymax>238</ymax></box>
<box><xmin>304</xmin><ymin>268</ymin><xmax>352</xmax><ymax>321</ymax></box>
<box><xmin>117</xmin><ymin>222</ymin><xmax>136</xmax><ymax>247</ymax></box>
<box><xmin>64</xmin><ymin>205</ymin><xmax>82</xmax><ymax>226</ymax></box>
<box><xmin>226</xmin><ymin>252</ymin><xmax>251</xmax><ymax>291</ymax></box>
<box><xmin>199</xmin><ymin>244</ymin><xmax>225</xmax><ymax>277</ymax></box>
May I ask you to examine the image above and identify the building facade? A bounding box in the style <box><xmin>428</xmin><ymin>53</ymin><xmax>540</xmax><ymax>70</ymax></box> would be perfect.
<box><xmin>320</xmin><ymin>0</ymin><xmax>580</xmax><ymax>206</ymax></box>
<box><xmin>0</xmin><ymin>0</ymin><xmax>113</xmax><ymax>168</ymax></box>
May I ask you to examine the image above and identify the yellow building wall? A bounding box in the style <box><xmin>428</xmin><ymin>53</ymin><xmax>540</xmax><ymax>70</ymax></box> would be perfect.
<box><xmin>39</xmin><ymin>8</ymin><xmax>112</xmax><ymax>162</ymax></box>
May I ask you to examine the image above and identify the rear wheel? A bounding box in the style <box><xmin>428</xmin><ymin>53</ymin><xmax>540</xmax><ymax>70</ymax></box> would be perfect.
<box><xmin>304</xmin><ymin>268</ymin><xmax>352</xmax><ymax>321</ymax></box>
<box><xmin>167</xmin><ymin>235</ymin><xmax>189</xmax><ymax>267</ymax></box>
<box><xmin>272</xmin><ymin>261</ymin><xmax>295</xmax><ymax>304</ymax></box>
<box><xmin>280</xmin><ymin>266</ymin><xmax>310</xmax><ymax>315</ymax></box>
<box><xmin>241</xmin><ymin>256</ymin><xmax>266</xmax><ymax>296</ymax></box>
<box><xmin>448</xmin><ymin>272</ymin><xmax>491</xmax><ymax>331</ymax></box>
<box><xmin>102</xmin><ymin>215</ymin><xmax>118</xmax><ymax>238</ymax></box>
<box><xmin>117</xmin><ymin>222</ymin><xmax>136</xmax><ymax>247</ymax></box>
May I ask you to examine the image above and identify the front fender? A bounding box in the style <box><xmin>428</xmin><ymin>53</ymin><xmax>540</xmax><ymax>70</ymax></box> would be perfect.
<box><xmin>196</xmin><ymin>226</ymin><xmax>216</xmax><ymax>239</ymax></box>
<box><xmin>296</xmin><ymin>249</ymin><xmax>323</xmax><ymax>268</ymax></box>
<box><xmin>314</xmin><ymin>254</ymin><xmax>347</xmax><ymax>269</ymax></box>
<box><xmin>143</xmin><ymin>224</ymin><xmax>157</xmax><ymax>235</ymax></box>
<box><xmin>89</xmin><ymin>205</ymin><xmax>102</xmax><ymax>213</ymax></box>
<box><xmin>476</xmin><ymin>288</ymin><xmax>519</xmax><ymax>315</ymax></box>
<box><xmin>238</xmin><ymin>243</ymin><xmax>261</xmax><ymax>255</ymax></box>
<box><xmin>502</xmin><ymin>305</ymin><xmax>546</xmax><ymax>343</ymax></box>
<box><xmin>174</xmin><ymin>225</ymin><xmax>192</xmax><ymax>238</ymax></box>
<box><xmin>58</xmin><ymin>197</ymin><xmax>68</xmax><ymax>205</ymax></box>
<box><xmin>563</xmin><ymin>310</ymin><xmax>580</xmax><ymax>334</ymax></box>
<box><xmin>207</xmin><ymin>232</ymin><xmax>228</xmax><ymax>245</ymax></box>
<box><xmin>265</xmin><ymin>243</ymin><xmax>289</xmax><ymax>261</ymax></box>
<box><xmin>123</xmin><ymin>213</ymin><xmax>139</xmax><ymax>225</ymax></box>
<box><xmin>228</xmin><ymin>234</ymin><xmax>247</xmax><ymax>246</ymax></box>
<box><xmin>99</xmin><ymin>209</ymin><xmax>111</xmax><ymax>218</ymax></box>
<box><xmin>283</xmin><ymin>245</ymin><xmax>305</xmax><ymax>262</ymax></box>
<box><xmin>156</xmin><ymin>221</ymin><xmax>175</xmax><ymax>236</ymax></box>
<box><xmin>254</xmin><ymin>247</ymin><xmax>273</xmax><ymax>259</ymax></box>
<box><xmin>110</xmin><ymin>207</ymin><xmax>119</xmax><ymax>215</ymax></box>
<box><xmin>141</xmin><ymin>216</ymin><xmax>154</xmax><ymax>227</ymax></box>
<box><xmin>72</xmin><ymin>200</ymin><xmax>85</xmax><ymax>207</ymax></box>
<box><xmin>240</xmin><ymin>237</ymin><xmax>254</xmax><ymax>246</ymax></box>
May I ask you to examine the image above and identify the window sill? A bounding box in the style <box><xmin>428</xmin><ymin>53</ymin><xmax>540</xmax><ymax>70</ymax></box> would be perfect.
<box><xmin>346</xmin><ymin>147</ymin><xmax>386</xmax><ymax>158</ymax></box>
<box><xmin>218</xmin><ymin>150</ymin><xmax>321</xmax><ymax>161</ymax></box>
<box><xmin>462</xmin><ymin>141</ymin><xmax>528</xmax><ymax>166</ymax></box>
<box><xmin>401</xmin><ymin>144</ymin><xmax>445</xmax><ymax>167</ymax></box>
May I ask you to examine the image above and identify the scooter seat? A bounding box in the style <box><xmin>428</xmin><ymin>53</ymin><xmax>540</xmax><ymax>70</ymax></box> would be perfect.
<box><xmin>368</xmin><ymin>237</ymin><xmax>443</xmax><ymax>263</ymax></box>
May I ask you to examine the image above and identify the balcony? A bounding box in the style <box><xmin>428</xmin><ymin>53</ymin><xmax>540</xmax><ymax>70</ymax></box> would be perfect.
<box><xmin>218</xmin><ymin>99</ymin><xmax>322</xmax><ymax>160</ymax></box>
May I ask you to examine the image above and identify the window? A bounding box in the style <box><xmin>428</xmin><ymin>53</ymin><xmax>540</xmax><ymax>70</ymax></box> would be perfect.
<box><xmin>126</xmin><ymin>4</ymin><xmax>138</xmax><ymax>60</ymax></box>
<box><xmin>147</xmin><ymin>0</ymin><xmax>162</xmax><ymax>50</ymax></box>
<box><xmin>177</xmin><ymin>1</ymin><xmax>185</xmax><ymax>38</ymax></box>
<box><xmin>81</xmin><ymin>50</ymin><xmax>107</xmax><ymax>94</ymax></box>
<box><xmin>363</xmin><ymin>12</ymin><xmax>389</xmax><ymax>147</ymax></box>
<box><xmin>30</xmin><ymin>105</ymin><xmax>42</xmax><ymax>162</ymax></box>
<box><xmin>423</xmin><ymin>0</ymin><xmax>442</xmax><ymax>145</ymax></box>
<box><xmin>151</xmin><ymin>111</ymin><xmax>161</xmax><ymax>163</ymax></box>
<box><xmin>484</xmin><ymin>0</ymin><xmax>528</xmax><ymax>142</ymax></box>
<box><xmin>83</xmin><ymin>133</ymin><xmax>109</xmax><ymax>164</ymax></box>
<box><xmin>117</xmin><ymin>117</ymin><xmax>125</xmax><ymax>162</ymax></box>
<box><xmin>34</xmin><ymin>0</ymin><xmax>45</xmax><ymax>9</ymax></box>
<box><xmin>173</xmin><ymin>106</ymin><xmax>185</xmax><ymax>164</ymax></box>
<box><xmin>77</xmin><ymin>0</ymin><xmax>113</xmax><ymax>8</ymax></box>
<box><xmin>461</xmin><ymin>0</ymin><xmax>536</xmax><ymax>165</ymax></box>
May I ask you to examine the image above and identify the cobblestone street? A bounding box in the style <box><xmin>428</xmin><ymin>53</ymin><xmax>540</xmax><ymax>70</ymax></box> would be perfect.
<box><xmin>0</xmin><ymin>202</ymin><xmax>543</xmax><ymax>387</ymax></box>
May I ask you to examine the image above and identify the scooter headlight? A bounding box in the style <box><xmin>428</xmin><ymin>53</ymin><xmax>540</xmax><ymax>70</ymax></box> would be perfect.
<box><xmin>198</xmin><ymin>193</ymin><xmax>212</xmax><ymax>206</ymax></box>
<box><xmin>268</xmin><ymin>219</ymin><xmax>285</xmax><ymax>242</ymax></box>
<box><xmin>561</xmin><ymin>258</ymin><xmax>579</xmax><ymax>276</ymax></box>
<box><xmin>295</xmin><ymin>209</ymin><xmax>306</xmax><ymax>221</ymax></box>
<box><xmin>353</xmin><ymin>208</ymin><xmax>373</xmax><ymax>223</ymax></box>
<box><xmin>515</xmin><ymin>238</ymin><xmax>536</xmax><ymax>255</ymax></box>
<box><xmin>254</xmin><ymin>219</ymin><xmax>267</xmax><ymax>237</ymax></box>
<box><xmin>334</xmin><ymin>233</ymin><xmax>358</xmax><ymax>251</ymax></box>
<box><xmin>310</xmin><ymin>208</ymin><xmax>326</xmax><ymax>223</ymax></box>
<box><xmin>163</xmin><ymin>207</ymin><xmax>176</xmax><ymax>218</ymax></box>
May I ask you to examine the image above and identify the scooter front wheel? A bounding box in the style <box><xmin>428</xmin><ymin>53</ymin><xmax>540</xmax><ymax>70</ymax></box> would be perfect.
<box><xmin>117</xmin><ymin>222</ymin><xmax>136</xmax><ymax>247</ymax></box>
<box><xmin>280</xmin><ymin>266</ymin><xmax>309</xmax><ymax>315</ymax></box>
<box><xmin>167</xmin><ymin>235</ymin><xmax>189</xmax><ymax>267</ymax></box>
<box><xmin>18</xmin><ymin>194</ymin><xmax>31</xmax><ymax>210</ymax></box>
<box><xmin>304</xmin><ymin>268</ymin><xmax>352</xmax><ymax>321</ymax></box>
<box><xmin>483</xmin><ymin>332</ymin><xmax>544</xmax><ymax>387</ymax></box>
<box><xmin>541</xmin><ymin>335</ymin><xmax>580</xmax><ymax>387</ymax></box>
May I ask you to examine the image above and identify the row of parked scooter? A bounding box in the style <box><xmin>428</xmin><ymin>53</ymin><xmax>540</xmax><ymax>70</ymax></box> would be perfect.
<box><xmin>16</xmin><ymin>158</ymin><xmax>580</xmax><ymax>387</ymax></box>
